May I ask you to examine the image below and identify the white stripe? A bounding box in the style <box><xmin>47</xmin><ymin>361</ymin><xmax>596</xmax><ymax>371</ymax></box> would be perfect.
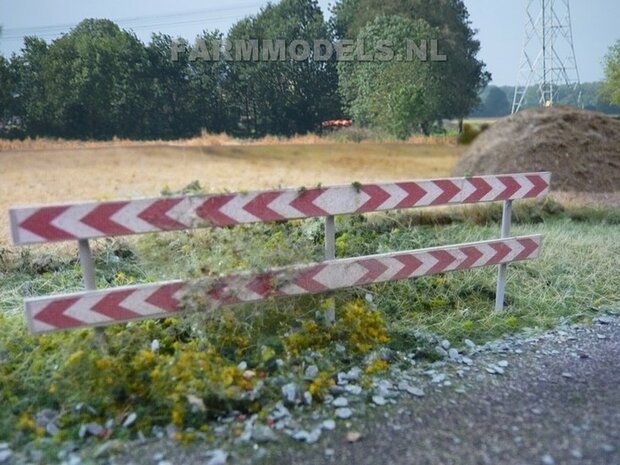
<box><xmin>220</xmin><ymin>193</ymin><xmax>261</xmax><ymax>223</ymax></box>
<box><xmin>374</xmin><ymin>184</ymin><xmax>409</xmax><ymax>211</ymax></box>
<box><xmin>460</xmin><ymin>178</ymin><xmax>479</xmax><ymax>201</ymax></box>
<box><xmin>63</xmin><ymin>295</ymin><xmax>113</xmax><ymax>325</ymax></box>
<box><xmin>167</xmin><ymin>196</ymin><xmax>203</xmax><ymax>227</ymax></box>
<box><xmin>268</xmin><ymin>190</ymin><xmax>309</xmax><ymax>218</ymax></box>
<box><xmin>481</xmin><ymin>177</ymin><xmax>505</xmax><ymax>201</ymax></box>
<box><xmin>412</xmin><ymin>252</ymin><xmax>439</xmax><ymax>276</ymax></box>
<box><xmin>120</xmin><ymin>287</ymin><xmax>167</xmax><ymax>316</ymax></box>
<box><xmin>313</xmin><ymin>187</ymin><xmax>370</xmax><ymax>214</ymax></box>
<box><xmin>416</xmin><ymin>181</ymin><xmax>443</xmax><ymax>205</ymax></box>
<box><xmin>473</xmin><ymin>243</ymin><xmax>497</xmax><ymax>267</ymax></box>
<box><xmin>111</xmin><ymin>199</ymin><xmax>160</xmax><ymax>234</ymax></box>
<box><xmin>511</xmin><ymin>175</ymin><xmax>533</xmax><ymax>199</ymax></box>
<box><xmin>51</xmin><ymin>205</ymin><xmax>102</xmax><ymax>238</ymax></box>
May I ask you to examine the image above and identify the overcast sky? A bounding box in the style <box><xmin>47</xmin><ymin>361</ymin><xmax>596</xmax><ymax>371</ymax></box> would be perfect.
<box><xmin>1</xmin><ymin>0</ymin><xmax>619</xmax><ymax>86</ymax></box>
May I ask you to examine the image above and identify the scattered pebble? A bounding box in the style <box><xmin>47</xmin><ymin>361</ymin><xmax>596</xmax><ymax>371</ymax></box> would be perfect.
<box><xmin>206</xmin><ymin>449</ymin><xmax>228</xmax><ymax>465</ymax></box>
<box><xmin>541</xmin><ymin>453</ymin><xmax>555</xmax><ymax>465</ymax></box>
<box><xmin>345</xmin><ymin>384</ymin><xmax>362</xmax><ymax>395</ymax></box>
<box><xmin>335</xmin><ymin>408</ymin><xmax>352</xmax><ymax>419</ymax></box>
<box><xmin>441</xmin><ymin>339</ymin><xmax>451</xmax><ymax>350</ymax></box>
<box><xmin>0</xmin><ymin>450</ymin><xmax>12</xmax><ymax>464</ymax></box>
<box><xmin>304</xmin><ymin>365</ymin><xmax>319</xmax><ymax>381</ymax></box>
<box><xmin>602</xmin><ymin>443</ymin><xmax>616</xmax><ymax>453</ymax></box>
<box><xmin>561</xmin><ymin>372</ymin><xmax>574</xmax><ymax>379</ymax></box>
<box><xmin>332</xmin><ymin>397</ymin><xmax>348</xmax><ymax>408</ymax></box>
<box><xmin>322</xmin><ymin>419</ymin><xmax>336</xmax><ymax>431</ymax></box>
<box><xmin>281</xmin><ymin>383</ymin><xmax>299</xmax><ymax>404</ymax></box>
<box><xmin>292</xmin><ymin>428</ymin><xmax>321</xmax><ymax>444</ymax></box>
<box><xmin>122</xmin><ymin>412</ymin><xmax>137</xmax><ymax>428</ymax></box>
<box><xmin>372</xmin><ymin>395</ymin><xmax>387</xmax><ymax>406</ymax></box>
<box><xmin>497</xmin><ymin>360</ymin><xmax>509</xmax><ymax>368</ymax></box>
<box><xmin>345</xmin><ymin>431</ymin><xmax>363</xmax><ymax>443</ymax></box>
<box><xmin>448</xmin><ymin>348</ymin><xmax>461</xmax><ymax>361</ymax></box>
<box><xmin>252</xmin><ymin>425</ymin><xmax>279</xmax><ymax>443</ymax></box>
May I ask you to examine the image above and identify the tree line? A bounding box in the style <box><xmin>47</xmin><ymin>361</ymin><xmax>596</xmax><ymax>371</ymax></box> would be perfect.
<box><xmin>2</xmin><ymin>0</ymin><xmax>488</xmax><ymax>140</ymax></box>
<box><xmin>472</xmin><ymin>82</ymin><xmax>620</xmax><ymax>118</ymax></box>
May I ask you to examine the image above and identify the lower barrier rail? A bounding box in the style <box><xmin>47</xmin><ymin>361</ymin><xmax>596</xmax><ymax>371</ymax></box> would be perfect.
<box><xmin>25</xmin><ymin>235</ymin><xmax>541</xmax><ymax>334</ymax></box>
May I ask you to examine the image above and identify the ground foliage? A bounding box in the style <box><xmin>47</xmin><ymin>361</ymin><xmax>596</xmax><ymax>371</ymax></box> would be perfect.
<box><xmin>1</xmin><ymin>199</ymin><xmax>619</xmax><ymax>449</ymax></box>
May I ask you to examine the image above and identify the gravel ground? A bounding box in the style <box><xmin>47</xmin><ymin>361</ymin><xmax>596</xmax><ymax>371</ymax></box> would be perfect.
<box><xmin>8</xmin><ymin>316</ymin><xmax>619</xmax><ymax>465</ymax></box>
<box><xmin>270</xmin><ymin>316</ymin><xmax>620</xmax><ymax>465</ymax></box>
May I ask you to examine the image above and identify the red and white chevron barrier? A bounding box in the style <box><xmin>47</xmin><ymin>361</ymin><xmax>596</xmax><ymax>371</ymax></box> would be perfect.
<box><xmin>25</xmin><ymin>235</ymin><xmax>541</xmax><ymax>333</ymax></box>
<box><xmin>9</xmin><ymin>173</ymin><xmax>550</xmax><ymax>245</ymax></box>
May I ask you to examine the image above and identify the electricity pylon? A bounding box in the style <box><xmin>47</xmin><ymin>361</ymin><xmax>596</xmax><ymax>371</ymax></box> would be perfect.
<box><xmin>512</xmin><ymin>0</ymin><xmax>581</xmax><ymax>113</ymax></box>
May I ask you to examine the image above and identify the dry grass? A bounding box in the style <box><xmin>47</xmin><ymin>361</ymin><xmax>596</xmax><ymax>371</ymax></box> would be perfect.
<box><xmin>0</xmin><ymin>142</ymin><xmax>463</xmax><ymax>245</ymax></box>
<box><xmin>0</xmin><ymin>132</ymin><xmax>458</xmax><ymax>152</ymax></box>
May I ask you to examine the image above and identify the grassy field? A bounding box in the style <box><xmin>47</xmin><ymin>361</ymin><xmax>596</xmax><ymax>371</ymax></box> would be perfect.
<box><xmin>0</xmin><ymin>142</ymin><xmax>462</xmax><ymax>245</ymax></box>
<box><xmin>1</xmin><ymin>138</ymin><xmax>619</xmax><ymax>457</ymax></box>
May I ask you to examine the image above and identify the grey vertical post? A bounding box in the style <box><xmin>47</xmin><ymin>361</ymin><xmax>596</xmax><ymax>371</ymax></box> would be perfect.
<box><xmin>495</xmin><ymin>200</ymin><xmax>512</xmax><ymax>311</ymax></box>
<box><xmin>324</xmin><ymin>215</ymin><xmax>336</xmax><ymax>323</ymax></box>
<box><xmin>78</xmin><ymin>239</ymin><xmax>105</xmax><ymax>344</ymax></box>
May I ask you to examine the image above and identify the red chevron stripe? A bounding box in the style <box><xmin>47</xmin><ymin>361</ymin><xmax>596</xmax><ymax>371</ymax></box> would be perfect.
<box><xmin>497</xmin><ymin>176</ymin><xmax>521</xmax><ymax>199</ymax></box>
<box><xmin>207</xmin><ymin>280</ymin><xmax>242</xmax><ymax>305</ymax></box>
<box><xmin>33</xmin><ymin>297</ymin><xmax>83</xmax><ymax>329</ymax></box>
<box><xmin>146</xmin><ymin>282</ymin><xmax>184</xmax><ymax>311</ymax></box>
<box><xmin>20</xmin><ymin>206</ymin><xmax>75</xmax><ymax>241</ymax></box>
<box><xmin>489</xmin><ymin>242</ymin><xmax>512</xmax><ymax>265</ymax></box>
<box><xmin>92</xmin><ymin>290</ymin><xmax>142</xmax><ymax>320</ymax></box>
<box><xmin>357</xmin><ymin>185</ymin><xmax>391</xmax><ymax>213</ymax></box>
<box><xmin>243</xmin><ymin>192</ymin><xmax>286</xmax><ymax>222</ymax></box>
<box><xmin>525</xmin><ymin>175</ymin><xmax>549</xmax><ymax>197</ymax></box>
<box><xmin>138</xmin><ymin>198</ymin><xmax>187</xmax><ymax>230</ymax></box>
<box><xmin>290</xmin><ymin>188</ymin><xmax>329</xmax><ymax>217</ymax></box>
<box><xmin>431</xmin><ymin>180</ymin><xmax>461</xmax><ymax>205</ymax></box>
<box><xmin>355</xmin><ymin>258</ymin><xmax>389</xmax><ymax>284</ymax></box>
<box><xmin>515</xmin><ymin>238</ymin><xmax>539</xmax><ymax>260</ymax></box>
<box><xmin>428</xmin><ymin>250</ymin><xmax>458</xmax><ymax>274</ymax></box>
<box><xmin>456</xmin><ymin>246</ymin><xmax>484</xmax><ymax>269</ymax></box>
<box><xmin>246</xmin><ymin>273</ymin><xmax>276</xmax><ymax>297</ymax></box>
<box><xmin>463</xmin><ymin>177</ymin><xmax>493</xmax><ymax>203</ymax></box>
<box><xmin>81</xmin><ymin>202</ymin><xmax>133</xmax><ymax>236</ymax></box>
<box><xmin>294</xmin><ymin>264</ymin><xmax>329</xmax><ymax>292</ymax></box>
<box><xmin>195</xmin><ymin>195</ymin><xmax>237</xmax><ymax>226</ymax></box>
<box><xmin>395</xmin><ymin>182</ymin><xmax>427</xmax><ymax>208</ymax></box>
<box><xmin>392</xmin><ymin>254</ymin><xmax>423</xmax><ymax>279</ymax></box>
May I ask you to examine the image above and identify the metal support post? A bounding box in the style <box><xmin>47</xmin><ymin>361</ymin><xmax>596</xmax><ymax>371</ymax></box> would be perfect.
<box><xmin>324</xmin><ymin>215</ymin><xmax>336</xmax><ymax>323</ymax></box>
<box><xmin>495</xmin><ymin>200</ymin><xmax>512</xmax><ymax>311</ymax></box>
<box><xmin>78</xmin><ymin>239</ymin><xmax>106</xmax><ymax>346</ymax></box>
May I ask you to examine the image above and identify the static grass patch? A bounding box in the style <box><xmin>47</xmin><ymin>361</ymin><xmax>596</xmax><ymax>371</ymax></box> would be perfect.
<box><xmin>0</xmin><ymin>201</ymin><xmax>619</xmax><ymax>449</ymax></box>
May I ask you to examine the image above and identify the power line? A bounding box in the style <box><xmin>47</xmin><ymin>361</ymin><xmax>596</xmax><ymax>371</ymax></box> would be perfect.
<box><xmin>1</xmin><ymin>2</ymin><xmax>263</xmax><ymax>40</ymax></box>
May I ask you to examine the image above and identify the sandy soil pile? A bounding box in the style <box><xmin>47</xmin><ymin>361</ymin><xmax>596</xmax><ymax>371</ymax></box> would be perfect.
<box><xmin>453</xmin><ymin>107</ymin><xmax>620</xmax><ymax>192</ymax></box>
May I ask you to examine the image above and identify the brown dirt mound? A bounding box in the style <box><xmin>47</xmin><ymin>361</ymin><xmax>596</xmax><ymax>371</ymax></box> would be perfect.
<box><xmin>453</xmin><ymin>107</ymin><xmax>620</xmax><ymax>192</ymax></box>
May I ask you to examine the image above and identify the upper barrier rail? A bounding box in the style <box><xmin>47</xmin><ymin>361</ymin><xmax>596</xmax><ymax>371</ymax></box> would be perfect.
<box><xmin>9</xmin><ymin>172</ymin><xmax>551</xmax><ymax>245</ymax></box>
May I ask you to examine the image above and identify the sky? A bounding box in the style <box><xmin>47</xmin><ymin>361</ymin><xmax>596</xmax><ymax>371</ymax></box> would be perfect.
<box><xmin>1</xmin><ymin>0</ymin><xmax>619</xmax><ymax>86</ymax></box>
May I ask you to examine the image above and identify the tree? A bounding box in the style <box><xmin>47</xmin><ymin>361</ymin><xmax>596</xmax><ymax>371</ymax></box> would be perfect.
<box><xmin>13</xmin><ymin>20</ymin><xmax>152</xmax><ymax>139</ymax></box>
<box><xmin>226</xmin><ymin>0</ymin><xmax>341</xmax><ymax>136</ymax></box>
<box><xmin>474</xmin><ymin>86</ymin><xmax>510</xmax><ymax>117</ymax></box>
<box><xmin>338</xmin><ymin>16</ymin><xmax>444</xmax><ymax>138</ymax></box>
<box><xmin>601</xmin><ymin>39</ymin><xmax>620</xmax><ymax>107</ymax></box>
<box><xmin>10</xmin><ymin>37</ymin><xmax>51</xmax><ymax>135</ymax></box>
<box><xmin>331</xmin><ymin>0</ymin><xmax>490</xmax><ymax>120</ymax></box>
<box><xmin>0</xmin><ymin>55</ymin><xmax>11</xmax><ymax>119</ymax></box>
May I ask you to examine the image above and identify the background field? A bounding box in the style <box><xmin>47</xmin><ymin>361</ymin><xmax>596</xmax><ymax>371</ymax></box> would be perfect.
<box><xmin>0</xmin><ymin>143</ymin><xmax>463</xmax><ymax>245</ymax></box>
